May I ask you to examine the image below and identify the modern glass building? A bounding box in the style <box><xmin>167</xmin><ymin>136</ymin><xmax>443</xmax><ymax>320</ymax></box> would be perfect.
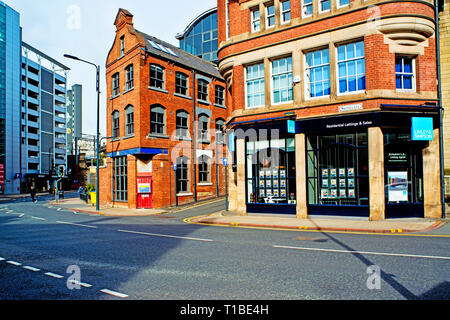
<box><xmin>0</xmin><ymin>1</ymin><xmax>21</xmax><ymax>195</ymax></box>
<box><xmin>66</xmin><ymin>84</ymin><xmax>82</xmax><ymax>155</ymax></box>
<box><xmin>176</xmin><ymin>8</ymin><xmax>218</xmax><ymax>64</ymax></box>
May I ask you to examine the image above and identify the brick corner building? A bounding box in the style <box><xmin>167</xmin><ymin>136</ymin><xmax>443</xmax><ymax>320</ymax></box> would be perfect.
<box><xmin>218</xmin><ymin>0</ymin><xmax>443</xmax><ymax>220</ymax></box>
<box><xmin>100</xmin><ymin>9</ymin><xmax>229</xmax><ymax>209</ymax></box>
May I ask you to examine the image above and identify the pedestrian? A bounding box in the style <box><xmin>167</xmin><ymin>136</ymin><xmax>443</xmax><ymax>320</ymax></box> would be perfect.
<box><xmin>30</xmin><ymin>185</ymin><xmax>37</xmax><ymax>203</ymax></box>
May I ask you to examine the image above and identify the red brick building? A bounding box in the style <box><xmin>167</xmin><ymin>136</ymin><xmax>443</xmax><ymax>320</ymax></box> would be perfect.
<box><xmin>218</xmin><ymin>0</ymin><xmax>443</xmax><ymax>220</ymax></box>
<box><xmin>100</xmin><ymin>9</ymin><xmax>228</xmax><ymax>209</ymax></box>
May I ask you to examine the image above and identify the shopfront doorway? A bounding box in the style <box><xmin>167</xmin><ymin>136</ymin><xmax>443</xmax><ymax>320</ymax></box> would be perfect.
<box><xmin>384</xmin><ymin>132</ymin><xmax>424</xmax><ymax>218</ymax></box>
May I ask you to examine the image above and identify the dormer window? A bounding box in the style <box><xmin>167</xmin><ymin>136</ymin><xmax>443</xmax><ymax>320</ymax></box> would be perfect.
<box><xmin>120</xmin><ymin>36</ymin><xmax>125</xmax><ymax>57</ymax></box>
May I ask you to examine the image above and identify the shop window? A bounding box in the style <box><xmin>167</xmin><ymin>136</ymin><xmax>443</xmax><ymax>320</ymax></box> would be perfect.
<box><xmin>246</xmin><ymin>138</ymin><xmax>296</xmax><ymax>204</ymax></box>
<box><xmin>337</xmin><ymin>41</ymin><xmax>366</xmax><ymax>94</ymax></box>
<box><xmin>176</xmin><ymin>156</ymin><xmax>190</xmax><ymax>194</ymax></box>
<box><xmin>113</xmin><ymin>156</ymin><xmax>128</xmax><ymax>202</ymax></box>
<box><xmin>246</xmin><ymin>63</ymin><xmax>265</xmax><ymax>109</ymax></box>
<box><xmin>384</xmin><ymin>131</ymin><xmax>424</xmax><ymax>204</ymax></box>
<box><xmin>305</xmin><ymin>48</ymin><xmax>330</xmax><ymax>98</ymax></box>
<box><xmin>307</xmin><ymin>133</ymin><xmax>369</xmax><ymax>206</ymax></box>
<box><xmin>272</xmin><ymin>56</ymin><xmax>293</xmax><ymax>104</ymax></box>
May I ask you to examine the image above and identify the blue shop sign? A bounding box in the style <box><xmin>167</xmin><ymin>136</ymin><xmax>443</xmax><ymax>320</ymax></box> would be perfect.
<box><xmin>411</xmin><ymin>117</ymin><xmax>433</xmax><ymax>141</ymax></box>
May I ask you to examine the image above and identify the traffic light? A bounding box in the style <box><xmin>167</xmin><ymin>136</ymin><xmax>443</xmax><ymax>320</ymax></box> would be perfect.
<box><xmin>58</xmin><ymin>165</ymin><xmax>65</xmax><ymax>178</ymax></box>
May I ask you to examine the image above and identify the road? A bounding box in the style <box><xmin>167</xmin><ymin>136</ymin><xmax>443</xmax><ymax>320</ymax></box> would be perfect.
<box><xmin>0</xmin><ymin>193</ymin><xmax>449</xmax><ymax>301</ymax></box>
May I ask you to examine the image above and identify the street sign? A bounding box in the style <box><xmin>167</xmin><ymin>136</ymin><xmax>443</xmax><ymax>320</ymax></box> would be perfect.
<box><xmin>223</xmin><ymin>158</ymin><xmax>228</xmax><ymax>167</ymax></box>
<box><xmin>411</xmin><ymin>117</ymin><xmax>433</xmax><ymax>141</ymax></box>
<box><xmin>173</xmin><ymin>163</ymin><xmax>177</xmax><ymax>171</ymax></box>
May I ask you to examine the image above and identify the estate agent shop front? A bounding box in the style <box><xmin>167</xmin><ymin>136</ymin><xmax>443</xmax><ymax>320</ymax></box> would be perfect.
<box><xmin>229</xmin><ymin>105</ymin><xmax>443</xmax><ymax>221</ymax></box>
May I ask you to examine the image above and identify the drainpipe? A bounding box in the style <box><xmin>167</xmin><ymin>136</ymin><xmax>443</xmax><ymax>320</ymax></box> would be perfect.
<box><xmin>435</xmin><ymin>0</ymin><xmax>446</xmax><ymax>219</ymax></box>
<box><xmin>192</xmin><ymin>70</ymin><xmax>197</xmax><ymax>202</ymax></box>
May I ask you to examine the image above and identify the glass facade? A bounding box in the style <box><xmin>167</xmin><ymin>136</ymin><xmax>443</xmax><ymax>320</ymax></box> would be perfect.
<box><xmin>307</xmin><ymin>133</ymin><xmax>369</xmax><ymax>206</ymax></box>
<box><xmin>178</xmin><ymin>9</ymin><xmax>218</xmax><ymax>63</ymax></box>
<box><xmin>246</xmin><ymin>138</ymin><xmax>296</xmax><ymax>205</ymax></box>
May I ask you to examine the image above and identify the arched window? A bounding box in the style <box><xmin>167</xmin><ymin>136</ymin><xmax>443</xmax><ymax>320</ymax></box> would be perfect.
<box><xmin>197</xmin><ymin>79</ymin><xmax>209</xmax><ymax>102</ymax></box>
<box><xmin>175</xmin><ymin>72</ymin><xmax>189</xmax><ymax>96</ymax></box>
<box><xmin>215</xmin><ymin>118</ymin><xmax>225</xmax><ymax>144</ymax></box>
<box><xmin>125</xmin><ymin>64</ymin><xmax>134</xmax><ymax>90</ymax></box>
<box><xmin>176</xmin><ymin>110</ymin><xmax>189</xmax><ymax>138</ymax></box>
<box><xmin>215</xmin><ymin>85</ymin><xmax>225</xmax><ymax>106</ymax></box>
<box><xmin>150</xmin><ymin>64</ymin><xmax>165</xmax><ymax>90</ymax></box>
<box><xmin>176</xmin><ymin>156</ymin><xmax>190</xmax><ymax>194</ymax></box>
<box><xmin>112</xmin><ymin>110</ymin><xmax>120</xmax><ymax>138</ymax></box>
<box><xmin>125</xmin><ymin>105</ymin><xmax>134</xmax><ymax>135</ymax></box>
<box><xmin>150</xmin><ymin>104</ymin><xmax>166</xmax><ymax>135</ymax></box>
<box><xmin>112</xmin><ymin>73</ymin><xmax>120</xmax><ymax>97</ymax></box>
<box><xmin>198</xmin><ymin>155</ymin><xmax>211</xmax><ymax>183</ymax></box>
<box><xmin>198</xmin><ymin>113</ymin><xmax>210</xmax><ymax>143</ymax></box>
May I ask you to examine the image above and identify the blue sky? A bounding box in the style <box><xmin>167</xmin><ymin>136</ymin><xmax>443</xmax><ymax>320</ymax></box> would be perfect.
<box><xmin>7</xmin><ymin>0</ymin><xmax>216</xmax><ymax>135</ymax></box>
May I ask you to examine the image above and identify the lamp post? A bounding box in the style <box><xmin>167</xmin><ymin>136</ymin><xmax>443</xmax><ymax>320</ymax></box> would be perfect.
<box><xmin>63</xmin><ymin>54</ymin><xmax>101</xmax><ymax>211</ymax></box>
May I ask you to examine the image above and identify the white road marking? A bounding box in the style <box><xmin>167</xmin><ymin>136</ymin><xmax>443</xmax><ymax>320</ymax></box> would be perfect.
<box><xmin>117</xmin><ymin>229</ymin><xmax>214</xmax><ymax>242</ymax></box>
<box><xmin>6</xmin><ymin>261</ymin><xmax>22</xmax><ymax>266</ymax></box>
<box><xmin>31</xmin><ymin>216</ymin><xmax>46</xmax><ymax>221</ymax></box>
<box><xmin>100</xmin><ymin>289</ymin><xmax>128</xmax><ymax>298</ymax></box>
<box><xmin>0</xmin><ymin>257</ymin><xmax>5</xmax><ymax>261</ymax></box>
<box><xmin>56</xmin><ymin>221</ymin><xmax>97</xmax><ymax>229</ymax></box>
<box><xmin>57</xmin><ymin>208</ymin><xmax>62</xmax><ymax>211</ymax></box>
<box><xmin>23</xmin><ymin>266</ymin><xmax>40</xmax><ymax>272</ymax></box>
<box><xmin>273</xmin><ymin>245</ymin><xmax>450</xmax><ymax>261</ymax></box>
<box><xmin>44</xmin><ymin>272</ymin><xmax>64</xmax><ymax>279</ymax></box>
<box><xmin>68</xmin><ymin>279</ymin><xmax>92</xmax><ymax>288</ymax></box>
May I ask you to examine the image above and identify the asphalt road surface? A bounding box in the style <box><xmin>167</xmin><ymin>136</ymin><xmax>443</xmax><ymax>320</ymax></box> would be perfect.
<box><xmin>0</xmin><ymin>193</ymin><xmax>449</xmax><ymax>301</ymax></box>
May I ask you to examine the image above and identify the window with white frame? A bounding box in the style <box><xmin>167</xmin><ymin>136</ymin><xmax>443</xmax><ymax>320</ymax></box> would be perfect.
<box><xmin>302</xmin><ymin>0</ymin><xmax>313</xmax><ymax>17</ymax></box>
<box><xmin>251</xmin><ymin>7</ymin><xmax>260</xmax><ymax>32</ymax></box>
<box><xmin>337</xmin><ymin>41</ymin><xmax>366</xmax><ymax>94</ymax></box>
<box><xmin>395</xmin><ymin>56</ymin><xmax>415</xmax><ymax>91</ymax></box>
<box><xmin>280</xmin><ymin>1</ymin><xmax>291</xmax><ymax>23</ymax></box>
<box><xmin>272</xmin><ymin>56</ymin><xmax>293</xmax><ymax>104</ymax></box>
<box><xmin>266</xmin><ymin>4</ymin><xmax>275</xmax><ymax>28</ymax></box>
<box><xmin>175</xmin><ymin>72</ymin><xmax>189</xmax><ymax>96</ymax></box>
<box><xmin>319</xmin><ymin>0</ymin><xmax>331</xmax><ymax>13</ymax></box>
<box><xmin>246</xmin><ymin>63</ymin><xmax>265</xmax><ymax>109</ymax></box>
<box><xmin>338</xmin><ymin>0</ymin><xmax>350</xmax><ymax>8</ymax></box>
<box><xmin>305</xmin><ymin>48</ymin><xmax>331</xmax><ymax>98</ymax></box>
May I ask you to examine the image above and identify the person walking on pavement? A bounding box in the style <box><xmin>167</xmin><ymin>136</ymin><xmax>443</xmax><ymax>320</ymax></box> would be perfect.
<box><xmin>30</xmin><ymin>184</ymin><xmax>37</xmax><ymax>203</ymax></box>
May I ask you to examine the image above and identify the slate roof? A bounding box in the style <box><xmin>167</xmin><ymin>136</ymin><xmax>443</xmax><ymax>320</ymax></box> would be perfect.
<box><xmin>136</xmin><ymin>29</ymin><xmax>223</xmax><ymax>80</ymax></box>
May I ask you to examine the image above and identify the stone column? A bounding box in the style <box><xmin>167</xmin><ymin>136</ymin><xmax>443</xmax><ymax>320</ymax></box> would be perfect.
<box><xmin>236</xmin><ymin>138</ymin><xmax>247</xmax><ymax>216</ymax></box>
<box><xmin>295</xmin><ymin>133</ymin><xmax>308</xmax><ymax>219</ymax></box>
<box><xmin>423</xmin><ymin>128</ymin><xmax>442</xmax><ymax>219</ymax></box>
<box><xmin>368</xmin><ymin>127</ymin><xmax>385</xmax><ymax>221</ymax></box>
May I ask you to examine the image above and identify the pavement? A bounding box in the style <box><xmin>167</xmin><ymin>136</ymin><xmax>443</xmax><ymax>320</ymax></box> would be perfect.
<box><xmin>186</xmin><ymin>211</ymin><xmax>448</xmax><ymax>234</ymax></box>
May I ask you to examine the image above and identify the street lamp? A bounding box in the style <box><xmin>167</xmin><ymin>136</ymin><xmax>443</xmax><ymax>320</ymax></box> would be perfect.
<box><xmin>64</xmin><ymin>54</ymin><xmax>101</xmax><ymax>211</ymax></box>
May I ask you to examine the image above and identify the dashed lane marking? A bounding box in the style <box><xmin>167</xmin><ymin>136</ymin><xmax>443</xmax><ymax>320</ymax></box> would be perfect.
<box><xmin>117</xmin><ymin>229</ymin><xmax>214</xmax><ymax>242</ymax></box>
<box><xmin>23</xmin><ymin>266</ymin><xmax>40</xmax><ymax>272</ymax></box>
<box><xmin>100</xmin><ymin>289</ymin><xmax>129</xmax><ymax>299</ymax></box>
<box><xmin>31</xmin><ymin>216</ymin><xmax>46</xmax><ymax>221</ymax></box>
<box><xmin>44</xmin><ymin>272</ymin><xmax>64</xmax><ymax>279</ymax></box>
<box><xmin>6</xmin><ymin>261</ymin><xmax>22</xmax><ymax>266</ymax></box>
<box><xmin>56</xmin><ymin>221</ymin><xmax>97</xmax><ymax>229</ymax></box>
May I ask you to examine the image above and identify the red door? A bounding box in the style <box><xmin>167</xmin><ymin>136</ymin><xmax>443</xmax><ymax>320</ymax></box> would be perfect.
<box><xmin>137</xmin><ymin>176</ymin><xmax>153</xmax><ymax>209</ymax></box>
